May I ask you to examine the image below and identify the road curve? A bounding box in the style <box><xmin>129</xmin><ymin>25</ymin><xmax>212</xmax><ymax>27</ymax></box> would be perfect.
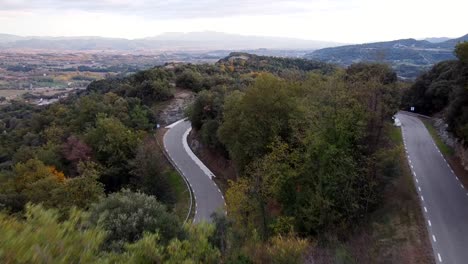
<box><xmin>163</xmin><ymin>119</ymin><xmax>225</xmax><ymax>223</ymax></box>
<box><xmin>397</xmin><ymin>112</ymin><xmax>468</xmax><ymax>264</ymax></box>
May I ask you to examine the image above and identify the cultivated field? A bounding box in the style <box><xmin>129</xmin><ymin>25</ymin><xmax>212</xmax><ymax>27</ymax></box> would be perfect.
<box><xmin>0</xmin><ymin>89</ymin><xmax>27</xmax><ymax>99</ymax></box>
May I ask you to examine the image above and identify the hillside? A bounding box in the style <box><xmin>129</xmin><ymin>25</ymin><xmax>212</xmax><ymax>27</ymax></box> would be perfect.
<box><xmin>402</xmin><ymin>42</ymin><xmax>468</xmax><ymax>142</ymax></box>
<box><xmin>305</xmin><ymin>34</ymin><xmax>468</xmax><ymax>79</ymax></box>
<box><xmin>0</xmin><ymin>53</ymin><xmax>418</xmax><ymax>262</ymax></box>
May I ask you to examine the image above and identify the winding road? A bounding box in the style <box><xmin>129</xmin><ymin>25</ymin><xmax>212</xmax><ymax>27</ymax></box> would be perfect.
<box><xmin>163</xmin><ymin>119</ymin><xmax>225</xmax><ymax>223</ymax></box>
<box><xmin>398</xmin><ymin>112</ymin><xmax>468</xmax><ymax>264</ymax></box>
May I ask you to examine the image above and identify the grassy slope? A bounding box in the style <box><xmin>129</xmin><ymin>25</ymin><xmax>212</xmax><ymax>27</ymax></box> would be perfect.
<box><xmin>165</xmin><ymin>170</ymin><xmax>191</xmax><ymax>221</ymax></box>
<box><xmin>420</xmin><ymin>118</ymin><xmax>455</xmax><ymax>156</ymax></box>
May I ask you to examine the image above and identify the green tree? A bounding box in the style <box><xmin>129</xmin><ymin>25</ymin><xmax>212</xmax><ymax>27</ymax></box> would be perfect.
<box><xmin>138</xmin><ymin>79</ymin><xmax>173</xmax><ymax>103</ymax></box>
<box><xmin>50</xmin><ymin>162</ymin><xmax>105</xmax><ymax>210</ymax></box>
<box><xmin>218</xmin><ymin>74</ymin><xmax>304</xmax><ymax>170</ymax></box>
<box><xmin>0</xmin><ymin>159</ymin><xmax>104</xmax><ymax>213</ymax></box>
<box><xmin>106</xmin><ymin>223</ymin><xmax>221</xmax><ymax>264</ymax></box>
<box><xmin>265</xmin><ymin>235</ymin><xmax>309</xmax><ymax>264</ymax></box>
<box><xmin>131</xmin><ymin>137</ymin><xmax>175</xmax><ymax>204</ymax></box>
<box><xmin>247</xmin><ymin>140</ymin><xmax>301</xmax><ymax>239</ymax></box>
<box><xmin>88</xmin><ymin>189</ymin><xmax>182</xmax><ymax>251</ymax></box>
<box><xmin>165</xmin><ymin>223</ymin><xmax>221</xmax><ymax>264</ymax></box>
<box><xmin>0</xmin><ymin>159</ymin><xmax>65</xmax><ymax>211</ymax></box>
<box><xmin>455</xmin><ymin>41</ymin><xmax>468</xmax><ymax>63</ymax></box>
<box><xmin>85</xmin><ymin>115</ymin><xmax>141</xmax><ymax>191</ymax></box>
<box><xmin>176</xmin><ymin>69</ymin><xmax>204</xmax><ymax>92</ymax></box>
<box><xmin>129</xmin><ymin>104</ymin><xmax>152</xmax><ymax>130</ymax></box>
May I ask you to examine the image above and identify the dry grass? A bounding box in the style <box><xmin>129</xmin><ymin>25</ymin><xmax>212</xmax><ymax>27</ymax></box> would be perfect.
<box><xmin>420</xmin><ymin>118</ymin><xmax>455</xmax><ymax>156</ymax></box>
<box><xmin>0</xmin><ymin>89</ymin><xmax>27</xmax><ymax>99</ymax></box>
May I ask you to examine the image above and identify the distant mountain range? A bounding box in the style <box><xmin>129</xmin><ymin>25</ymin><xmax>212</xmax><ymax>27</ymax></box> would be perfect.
<box><xmin>423</xmin><ymin>37</ymin><xmax>451</xmax><ymax>43</ymax></box>
<box><xmin>305</xmin><ymin>34</ymin><xmax>468</xmax><ymax>79</ymax></box>
<box><xmin>0</xmin><ymin>32</ymin><xmax>343</xmax><ymax>52</ymax></box>
<box><xmin>2</xmin><ymin>31</ymin><xmax>466</xmax><ymax>79</ymax></box>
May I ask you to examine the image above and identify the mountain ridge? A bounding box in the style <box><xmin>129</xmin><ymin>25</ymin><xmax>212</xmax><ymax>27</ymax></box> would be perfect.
<box><xmin>305</xmin><ymin>34</ymin><xmax>468</xmax><ymax>79</ymax></box>
<box><xmin>0</xmin><ymin>31</ymin><xmax>344</xmax><ymax>51</ymax></box>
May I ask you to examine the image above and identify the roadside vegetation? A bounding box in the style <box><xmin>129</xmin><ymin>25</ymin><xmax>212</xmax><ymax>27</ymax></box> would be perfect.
<box><xmin>420</xmin><ymin>119</ymin><xmax>455</xmax><ymax>156</ymax></box>
<box><xmin>309</xmin><ymin>126</ymin><xmax>433</xmax><ymax>263</ymax></box>
<box><xmin>402</xmin><ymin>42</ymin><xmax>468</xmax><ymax>143</ymax></box>
<box><xmin>0</xmin><ymin>50</ymin><xmax>446</xmax><ymax>263</ymax></box>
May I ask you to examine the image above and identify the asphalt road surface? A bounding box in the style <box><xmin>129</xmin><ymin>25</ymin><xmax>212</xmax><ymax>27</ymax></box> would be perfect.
<box><xmin>398</xmin><ymin>112</ymin><xmax>468</xmax><ymax>264</ymax></box>
<box><xmin>163</xmin><ymin>119</ymin><xmax>225</xmax><ymax>223</ymax></box>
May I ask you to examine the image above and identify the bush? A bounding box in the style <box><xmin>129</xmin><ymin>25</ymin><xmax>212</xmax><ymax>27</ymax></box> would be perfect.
<box><xmin>88</xmin><ymin>189</ymin><xmax>182</xmax><ymax>251</ymax></box>
<box><xmin>176</xmin><ymin>69</ymin><xmax>204</xmax><ymax>92</ymax></box>
<box><xmin>266</xmin><ymin>235</ymin><xmax>309</xmax><ymax>264</ymax></box>
<box><xmin>0</xmin><ymin>204</ymin><xmax>106</xmax><ymax>263</ymax></box>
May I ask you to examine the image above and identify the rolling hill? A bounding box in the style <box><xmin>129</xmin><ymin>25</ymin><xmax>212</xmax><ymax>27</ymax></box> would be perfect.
<box><xmin>305</xmin><ymin>34</ymin><xmax>468</xmax><ymax>79</ymax></box>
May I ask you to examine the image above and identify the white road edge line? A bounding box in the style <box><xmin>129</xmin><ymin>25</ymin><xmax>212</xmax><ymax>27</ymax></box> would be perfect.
<box><xmin>438</xmin><ymin>253</ymin><xmax>442</xmax><ymax>262</ymax></box>
<box><xmin>424</xmin><ymin>207</ymin><xmax>428</xmax><ymax>213</ymax></box>
<box><xmin>428</xmin><ymin>220</ymin><xmax>431</xmax><ymax>226</ymax></box>
<box><xmin>182</xmin><ymin>126</ymin><xmax>216</xmax><ymax>179</ymax></box>
<box><xmin>432</xmin><ymin>235</ymin><xmax>437</xmax><ymax>242</ymax></box>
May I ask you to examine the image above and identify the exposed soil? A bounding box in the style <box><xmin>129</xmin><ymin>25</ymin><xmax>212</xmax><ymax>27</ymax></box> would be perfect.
<box><xmin>156</xmin><ymin>88</ymin><xmax>194</xmax><ymax>126</ymax></box>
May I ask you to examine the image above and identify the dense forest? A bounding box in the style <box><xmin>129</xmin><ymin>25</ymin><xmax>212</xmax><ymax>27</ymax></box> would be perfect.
<box><xmin>402</xmin><ymin>42</ymin><xmax>468</xmax><ymax>142</ymax></box>
<box><xmin>0</xmin><ymin>52</ymin><xmax>406</xmax><ymax>263</ymax></box>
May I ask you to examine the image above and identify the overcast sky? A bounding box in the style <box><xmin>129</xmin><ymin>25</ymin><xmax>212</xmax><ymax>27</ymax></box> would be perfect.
<box><xmin>0</xmin><ymin>0</ymin><xmax>466</xmax><ymax>43</ymax></box>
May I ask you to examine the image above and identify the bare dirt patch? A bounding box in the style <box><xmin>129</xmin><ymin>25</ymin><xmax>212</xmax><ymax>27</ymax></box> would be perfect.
<box><xmin>155</xmin><ymin>88</ymin><xmax>194</xmax><ymax>126</ymax></box>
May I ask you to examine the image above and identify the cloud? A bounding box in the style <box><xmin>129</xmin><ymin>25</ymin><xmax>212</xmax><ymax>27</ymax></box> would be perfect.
<box><xmin>0</xmin><ymin>0</ymin><xmax>351</xmax><ymax>19</ymax></box>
